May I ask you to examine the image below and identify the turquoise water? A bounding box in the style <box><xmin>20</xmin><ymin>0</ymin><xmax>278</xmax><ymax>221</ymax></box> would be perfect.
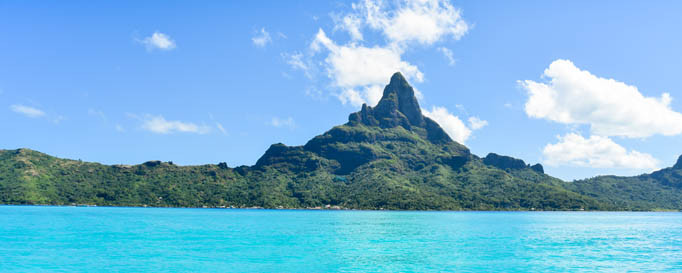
<box><xmin>1</xmin><ymin>206</ymin><xmax>681</xmax><ymax>272</ymax></box>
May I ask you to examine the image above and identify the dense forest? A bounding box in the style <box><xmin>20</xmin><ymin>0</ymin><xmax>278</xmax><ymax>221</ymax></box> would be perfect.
<box><xmin>2</xmin><ymin>73</ymin><xmax>681</xmax><ymax>210</ymax></box>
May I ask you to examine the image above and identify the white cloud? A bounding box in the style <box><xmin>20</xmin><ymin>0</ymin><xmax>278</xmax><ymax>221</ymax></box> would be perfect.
<box><xmin>270</xmin><ymin>117</ymin><xmax>295</xmax><ymax>129</ymax></box>
<box><xmin>140</xmin><ymin>31</ymin><xmax>176</xmax><ymax>51</ymax></box>
<box><xmin>346</xmin><ymin>0</ymin><xmax>469</xmax><ymax>45</ymax></box>
<box><xmin>312</xmin><ymin>29</ymin><xmax>423</xmax><ymax>87</ymax></box>
<box><xmin>423</xmin><ymin>106</ymin><xmax>475</xmax><ymax>143</ymax></box>
<box><xmin>252</xmin><ymin>28</ymin><xmax>271</xmax><ymax>47</ymax></box>
<box><xmin>286</xmin><ymin>52</ymin><xmax>307</xmax><ymax>71</ymax></box>
<box><xmin>338</xmin><ymin>88</ymin><xmax>367</xmax><ymax>107</ymax></box>
<box><xmin>284</xmin><ymin>52</ymin><xmax>313</xmax><ymax>79</ymax></box>
<box><xmin>139</xmin><ymin>115</ymin><xmax>210</xmax><ymax>134</ymax></box>
<box><xmin>334</xmin><ymin>12</ymin><xmax>364</xmax><ymax>41</ymax></box>
<box><xmin>338</xmin><ymin>85</ymin><xmax>387</xmax><ymax>107</ymax></box>
<box><xmin>115</xmin><ymin>124</ymin><xmax>125</xmax><ymax>132</ymax></box>
<box><xmin>215</xmin><ymin>122</ymin><xmax>228</xmax><ymax>136</ymax></box>
<box><xmin>292</xmin><ymin>0</ymin><xmax>468</xmax><ymax>107</ymax></box>
<box><xmin>438</xmin><ymin>47</ymin><xmax>455</xmax><ymax>66</ymax></box>
<box><xmin>10</xmin><ymin>104</ymin><xmax>45</xmax><ymax>118</ymax></box>
<box><xmin>520</xmin><ymin>59</ymin><xmax>682</xmax><ymax>138</ymax></box>
<box><xmin>468</xmin><ymin>116</ymin><xmax>488</xmax><ymax>130</ymax></box>
<box><xmin>543</xmin><ymin>133</ymin><xmax>658</xmax><ymax>169</ymax></box>
<box><xmin>311</xmin><ymin>29</ymin><xmax>423</xmax><ymax>106</ymax></box>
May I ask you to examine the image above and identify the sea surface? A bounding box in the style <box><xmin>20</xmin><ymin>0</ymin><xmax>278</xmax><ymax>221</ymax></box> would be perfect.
<box><xmin>1</xmin><ymin>206</ymin><xmax>681</xmax><ymax>272</ymax></box>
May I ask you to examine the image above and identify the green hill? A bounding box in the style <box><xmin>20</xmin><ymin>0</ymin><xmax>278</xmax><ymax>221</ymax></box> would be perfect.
<box><xmin>1</xmin><ymin>73</ymin><xmax>680</xmax><ymax>210</ymax></box>
<box><xmin>566</xmin><ymin>155</ymin><xmax>682</xmax><ymax>210</ymax></box>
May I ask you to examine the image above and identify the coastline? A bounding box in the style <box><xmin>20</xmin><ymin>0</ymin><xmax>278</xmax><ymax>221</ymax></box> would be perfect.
<box><xmin>2</xmin><ymin>204</ymin><xmax>679</xmax><ymax>212</ymax></box>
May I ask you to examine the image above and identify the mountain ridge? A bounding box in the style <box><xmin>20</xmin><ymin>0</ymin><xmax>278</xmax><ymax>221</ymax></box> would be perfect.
<box><xmin>1</xmin><ymin>73</ymin><xmax>681</xmax><ymax>210</ymax></box>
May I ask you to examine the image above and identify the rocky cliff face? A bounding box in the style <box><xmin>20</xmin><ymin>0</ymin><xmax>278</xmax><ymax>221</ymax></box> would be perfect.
<box><xmin>257</xmin><ymin>72</ymin><xmax>470</xmax><ymax>175</ymax></box>
<box><xmin>347</xmin><ymin>72</ymin><xmax>453</xmax><ymax>144</ymax></box>
<box><xmin>483</xmin><ymin>153</ymin><xmax>544</xmax><ymax>174</ymax></box>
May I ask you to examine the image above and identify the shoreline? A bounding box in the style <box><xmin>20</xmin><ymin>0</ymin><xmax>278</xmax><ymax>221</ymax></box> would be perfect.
<box><xmin>1</xmin><ymin>204</ymin><xmax>679</xmax><ymax>212</ymax></box>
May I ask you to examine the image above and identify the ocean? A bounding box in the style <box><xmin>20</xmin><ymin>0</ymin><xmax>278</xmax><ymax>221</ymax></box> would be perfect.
<box><xmin>1</xmin><ymin>206</ymin><xmax>681</xmax><ymax>272</ymax></box>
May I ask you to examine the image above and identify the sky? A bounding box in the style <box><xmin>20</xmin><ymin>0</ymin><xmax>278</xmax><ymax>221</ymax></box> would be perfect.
<box><xmin>1</xmin><ymin>0</ymin><xmax>682</xmax><ymax>181</ymax></box>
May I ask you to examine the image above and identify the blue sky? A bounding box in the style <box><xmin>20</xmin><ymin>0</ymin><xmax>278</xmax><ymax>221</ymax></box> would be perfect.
<box><xmin>2</xmin><ymin>0</ymin><xmax>682</xmax><ymax>181</ymax></box>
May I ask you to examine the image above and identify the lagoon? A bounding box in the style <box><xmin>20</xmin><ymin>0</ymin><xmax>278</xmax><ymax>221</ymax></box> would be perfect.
<box><xmin>1</xmin><ymin>206</ymin><xmax>681</xmax><ymax>272</ymax></box>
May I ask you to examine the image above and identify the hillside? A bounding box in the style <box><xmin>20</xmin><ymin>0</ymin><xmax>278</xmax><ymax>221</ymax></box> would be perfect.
<box><xmin>1</xmin><ymin>73</ymin><xmax>680</xmax><ymax>210</ymax></box>
<box><xmin>566</xmin><ymin>156</ymin><xmax>682</xmax><ymax>210</ymax></box>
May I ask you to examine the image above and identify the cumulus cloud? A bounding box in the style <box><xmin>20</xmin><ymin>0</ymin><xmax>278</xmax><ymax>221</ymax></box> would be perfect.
<box><xmin>311</xmin><ymin>28</ymin><xmax>424</xmax><ymax>86</ymax></box>
<box><xmin>468</xmin><ymin>116</ymin><xmax>488</xmax><ymax>130</ymax></box>
<box><xmin>139</xmin><ymin>31</ymin><xmax>176</xmax><ymax>51</ymax></box>
<box><xmin>10</xmin><ymin>104</ymin><xmax>45</xmax><ymax>118</ymax></box>
<box><xmin>138</xmin><ymin>115</ymin><xmax>210</xmax><ymax>134</ymax></box>
<box><xmin>270</xmin><ymin>117</ymin><xmax>295</xmax><ymax>129</ymax></box>
<box><xmin>338</xmin><ymin>88</ymin><xmax>368</xmax><ymax>107</ymax></box>
<box><xmin>344</xmin><ymin>0</ymin><xmax>469</xmax><ymax>45</ymax></box>
<box><xmin>520</xmin><ymin>59</ymin><xmax>682</xmax><ymax>138</ymax></box>
<box><xmin>252</xmin><ymin>28</ymin><xmax>271</xmax><ymax>47</ymax></box>
<box><xmin>543</xmin><ymin>133</ymin><xmax>658</xmax><ymax>169</ymax></box>
<box><xmin>312</xmin><ymin>29</ymin><xmax>423</xmax><ymax>106</ymax></box>
<box><xmin>288</xmin><ymin>0</ymin><xmax>469</xmax><ymax>107</ymax></box>
<box><xmin>422</xmin><ymin>106</ymin><xmax>485</xmax><ymax>144</ymax></box>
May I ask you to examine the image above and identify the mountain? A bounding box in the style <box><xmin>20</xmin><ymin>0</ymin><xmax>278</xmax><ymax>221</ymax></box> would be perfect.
<box><xmin>1</xmin><ymin>73</ymin><xmax>680</xmax><ymax>210</ymax></box>
<box><xmin>566</xmin><ymin>155</ymin><xmax>682</xmax><ymax>210</ymax></box>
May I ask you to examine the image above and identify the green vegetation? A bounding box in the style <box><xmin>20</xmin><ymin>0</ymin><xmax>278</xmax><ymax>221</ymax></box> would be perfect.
<box><xmin>1</xmin><ymin>73</ymin><xmax>680</xmax><ymax>210</ymax></box>
<box><xmin>566</xmin><ymin>164</ymin><xmax>682</xmax><ymax>210</ymax></box>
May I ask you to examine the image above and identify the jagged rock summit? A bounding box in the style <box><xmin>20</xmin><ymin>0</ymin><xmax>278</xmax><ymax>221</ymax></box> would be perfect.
<box><xmin>353</xmin><ymin>72</ymin><xmax>425</xmax><ymax>127</ymax></box>
<box><xmin>256</xmin><ymin>72</ymin><xmax>469</xmax><ymax>175</ymax></box>
<box><xmin>348</xmin><ymin>72</ymin><xmax>452</xmax><ymax>144</ymax></box>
